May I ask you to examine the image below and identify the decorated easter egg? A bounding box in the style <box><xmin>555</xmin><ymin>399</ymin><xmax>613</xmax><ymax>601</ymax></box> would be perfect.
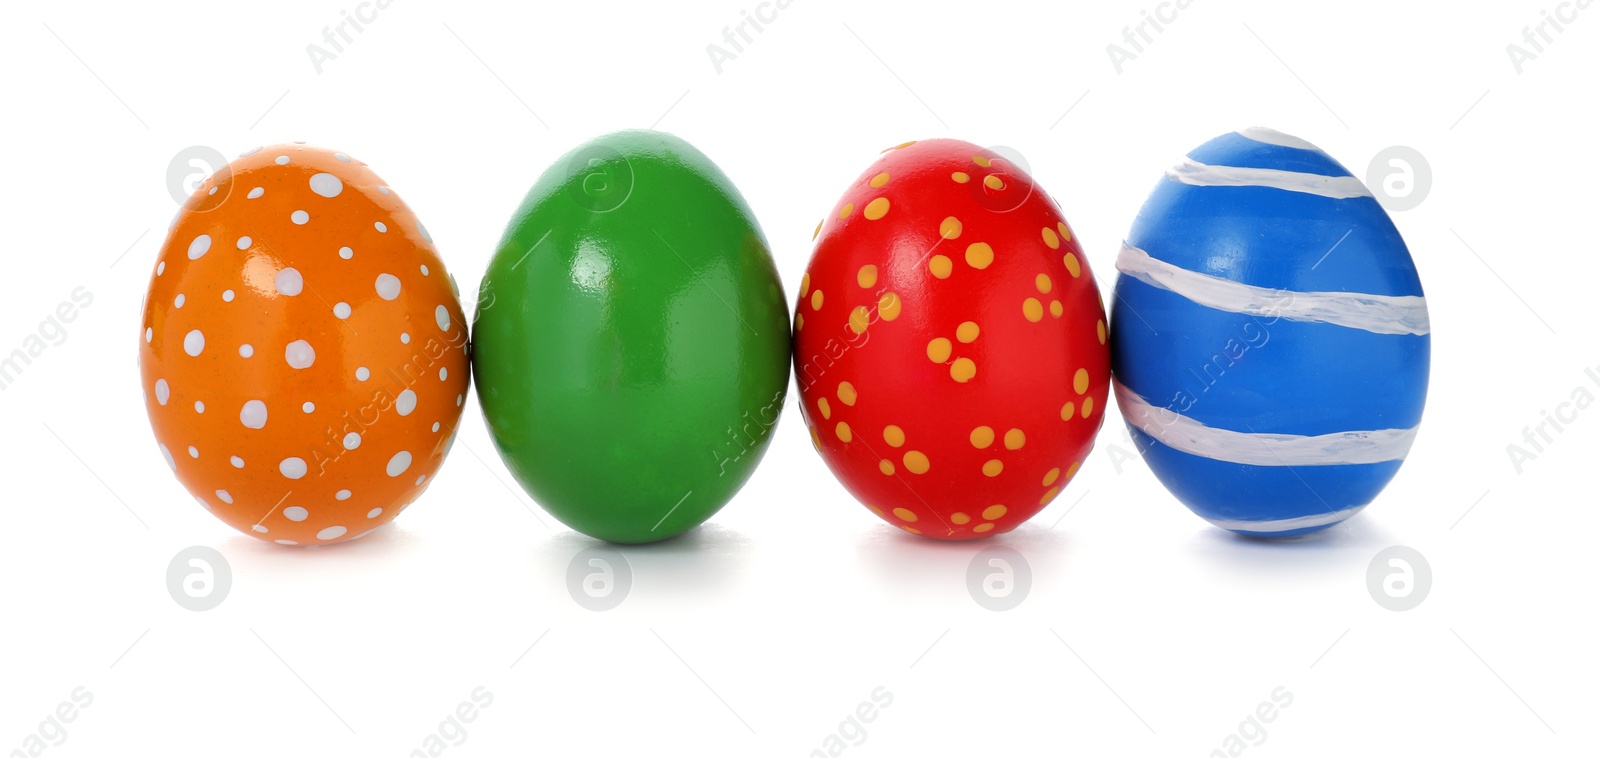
<box><xmin>1110</xmin><ymin>128</ymin><xmax>1429</xmax><ymax>537</ymax></box>
<box><xmin>472</xmin><ymin>130</ymin><xmax>790</xmax><ymax>544</ymax></box>
<box><xmin>140</xmin><ymin>144</ymin><xmax>471</xmax><ymax>545</ymax></box>
<box><xmin>793</xmin><ymin>139</ymin><xmax>1109</xmax><ymax>540</ymax></box>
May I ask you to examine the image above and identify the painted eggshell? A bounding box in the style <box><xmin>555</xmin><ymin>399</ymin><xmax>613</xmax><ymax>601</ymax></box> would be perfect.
<box><xmin>794</xmin><ymin>139</ymin><xmax>1110</xmax><ymax>540</ymax></box>
<box><xmin>140</xmin><ymin>144</ymin><xmax>471</xmax><ymax>545</ymax></box>
<box><xmin>472</xmin><ymin>130</ymin><xmax>790</xmax><ymax>544</ymax></box>
<box><xmin>1110</xmin><ymin>128</ymin><xmax>1430</xmax><ymax>537</ymax></box>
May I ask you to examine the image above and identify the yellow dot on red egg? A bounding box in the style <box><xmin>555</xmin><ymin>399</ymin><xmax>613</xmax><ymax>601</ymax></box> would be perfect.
<box><xmin>1066</xmin><ymin>461</ymin><xmax>1080</xmax><ymax>477</ymax></box>
<box><xmin>878</xmin><ymin>292</ymin><xmax>902</xmax><ymax>320</ymax></box>
<box><xmin>848</xmin><ymin>306</ymin><xmax>870</xmax><ymax>334</ymax></box>
<box><xmin>951</xmin><ymin>512</ymin><xmax>971</xmax><ymax>525</ymax></box>
<box><xmin>982</xmin><ymin>459</ymin><xmax>1003</xmax><ymax>477</ymax></box>
<box><xmin>1097</xmin><ymin>319</ymin><xmax>1107</xmax><ymax>344</ymax></box>
<box><xmin>965</xmin><ymin>242</ymin><xmax>994</xmax><ymax>270</ymax></box>
<box><xmin>864</xmin><ymin>197</ymin><xmax>890</xmax><ymax>221</ymax></box>
<box><xmin>983</xmin><ymin>175</ymin><xmax>1004</xmax><ymax>190</ymax></box>
<box><xmin>839</xmin><ymin>203</ymin><xmax>854</xmax><ymax>220</ymax></box>
<box><xmin>930</xmin><ymin>255</ymin><xmax>953</xmax><ymax>279</ymax></box>
<box><xmin>836</xmin><ymin>421</ymin><xmax>852</xmax><ymax>442</ymax></box>
<box><xmin>796</xmin><ymin>312</ymin><xmax>804</xmax><ymax>331</ymax></box>
<box><xmin>879</xmin><ymin>459</ymin><xmax>895</xmax><ymax>475</ymax></box>
<box><xmin>817</xmin><ymin>397</ymin><xmax>831</xmax><ymax>420</ymax></box>
<box><xmin>1081</xmin><ymin>397</ymin><xmax>1094</xmax><ymax>418</ymax></box>
<box><xmin>811</xmin><ymin>289</ymin><xmax>824</xmax><ymax>311</ymax></box>
<box><xmin>1057</xmin><ymin>221</ymin><xmax>1071</xmax><ymax>241</ymax></box>
<box><xmin>1036</xmin><ymin>274</ymin><xmax>1053</xmax><ymax>293</ymax></box>
<box><xmin>892</xmin><ymin>507</ymin><xmax>918</xmax><ymax>522</ymax></box>
<box><xmin>1042</xmin><ymin>227</ymin><xmax>1060</xmax><ymax>249</ymax></box>
<box><xmin>1050</xmin><ymin>300</ymin><xmax>1063</xmax><ymax>318</ymax></box>
<box><xmin>812</xmin><ymin>220</ymin><xmax>822</xmax><ymax>240</ymax></box>
<box><xmin>1004</xmin><ymin>428</ymin><xmax>1025</xmax><ymax>450</ymax></box>
<box><xmin>1060</xmin><ymin>401</ymin><xmax>1075</xmax><ymax>420</ymax></box>
<box><xmin>1040</xmin><ymin>487</ymin><xmax>1060</xmax><ymax>506</ymax></box>
<box><xmin>870</xmin><ymin>172</ymin><xmax>891</xmax><ymax>188</ymax></box>
<box><xmin>973</xmin><ymin>155</ymin><xmax>992</xmax><ymax>167</ymax></box>
<box><xmin>1073</xmin><ymin>368</ymin><xmax>1089</xmax><ymax>394</ymax></box>
<box><xmin>800</xmin><ymin>273</ymin><xmax>811</xmax><ymax>297</ymax></box>
<box><xmin>837</xmin><ymin>382</ymin><xmax>857</xmax><ymax>406</ymax></box>
<box><xmin>927</xmin><ymin>337</ymin><xmax>952</xmax><ymax>363</ymax></box>
<box><xmin>1042</xmin><ymin>467</ymin><xmax>1061</xmax><ymax>486</ymax></box>
<box><xmin>903</xmin><ymin>450</ymin><xmax>930</xmax><ymax>474</ymax></box>
<box><xmin>940</xmin><ymin>216</ymin><xmax>962</xmax><ymax>240</ymax></box>
<box><xmin>883</xmin><ymin>425</ymin><xmax>905</xmax><ymax>447</ymax></box>
<box><xmin>971</xmin><ymin>426</ymin><xmax>994</xmax><ymax>448</ymax></box>
<box><xmin>956</xmin><ymin>321</ymin><xmax>979</xmax><ymax>343</ymax></box>
<box><xmin>973</xmin><ymin>523</ymin><xmax>994</xmax><ymax>533</ymax></box>
<box><xmin>951</xmin><ymin>172</ymin><xmax>970</xmax><ymax>184</ymax></box>
<box><xmin>857</xmin><ymin>265</ymin><xmax>878</xmax><ymax>288</ymax></box>
<box><xmin>982</xmin><ymin>504</ymin><xmax>1008</xmax><ymax>520</ymax></box>
<box><xmin>950</xmin><ymin>357</ymin><xmax>976</xmax><ymax>382</ymax></box>
<box><xmin>1023</xmin><ymin>298</ymin><xmax>1044</xmax><ymax>322</ymax></box>
<box><xmin>809</xmin><ymin>425</ymin><xmax>821</xmax><ymax>451</ymax></box>
<box><xmin>1064</xmin><ymin>252</ymin><xmax>1081</xmax><ymax>278</ymax></box>
<box><xmin>868</xmin><ymin>504</ymin><xmax>885</xmax><ymax>517</ymax></box>
<box><xmin>884</xmin><ymin>141</ymin><xmax>916</xmax><ymax>152</ymax></box>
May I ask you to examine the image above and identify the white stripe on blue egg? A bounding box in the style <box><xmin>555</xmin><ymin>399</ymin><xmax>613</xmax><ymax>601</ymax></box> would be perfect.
<box><xmin>1110</xmin><ymin>127</ymin><xmax>1430</xmax><ymax>536</ymax></box>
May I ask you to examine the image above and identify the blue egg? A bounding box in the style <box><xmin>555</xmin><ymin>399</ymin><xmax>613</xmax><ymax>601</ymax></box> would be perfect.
<box><xmin>1110</xmin><ymin>128</ymin><xmax>1429</xmax><ymax>537</ymax></box>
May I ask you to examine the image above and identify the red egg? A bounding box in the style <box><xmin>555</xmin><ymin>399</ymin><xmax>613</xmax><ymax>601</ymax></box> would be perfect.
<box><xmin>793</xmin><ymin>139</ymin><xmax>1109</xmax><ymax>539</ymax></box>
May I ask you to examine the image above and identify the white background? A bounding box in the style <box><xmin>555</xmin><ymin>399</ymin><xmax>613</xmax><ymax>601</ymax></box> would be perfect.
<box><xmin>1</xmin><ymin>0</ymin><xmax>1593</xmax><ymax>755</ymax></box>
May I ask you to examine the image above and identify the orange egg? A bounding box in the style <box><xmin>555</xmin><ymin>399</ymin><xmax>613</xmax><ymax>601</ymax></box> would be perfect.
<box><xmin>140</xmin><ymin>144</ymin><xmax>470</xmax><ymax>545</ymax></box>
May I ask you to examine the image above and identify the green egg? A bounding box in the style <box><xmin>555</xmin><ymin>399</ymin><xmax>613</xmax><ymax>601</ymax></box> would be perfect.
<box><xmin>472</xmin><ymin>130</ymin><xmax>790</xmax><ymax>543</ymax></box>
